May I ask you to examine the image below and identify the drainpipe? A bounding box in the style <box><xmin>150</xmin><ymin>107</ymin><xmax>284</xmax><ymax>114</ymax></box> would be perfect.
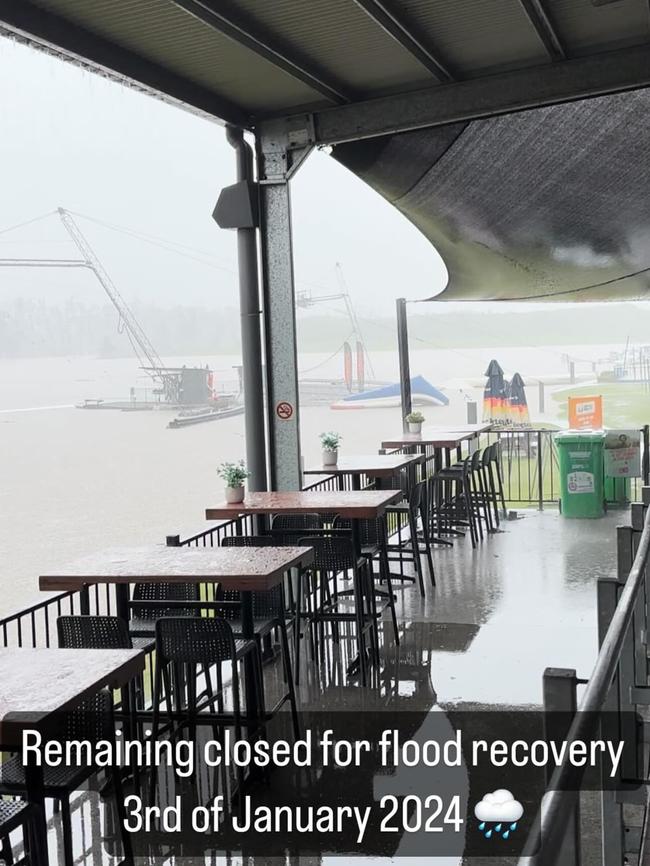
<box><xmin>224</xmin><ymin>126</ymin><xmax>267</xmax><ymax>492</ymax></box>
<box><xmin>396</xmin><ymin>297</ymin><xmax>412</xmax><ymax>431</ymax></box>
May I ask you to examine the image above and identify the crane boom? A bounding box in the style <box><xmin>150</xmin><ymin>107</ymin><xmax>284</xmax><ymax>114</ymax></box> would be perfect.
<box><xmin>57</xmin><ymin>208</ymin><xmax>166</xmax><ymax>377</ymax></box>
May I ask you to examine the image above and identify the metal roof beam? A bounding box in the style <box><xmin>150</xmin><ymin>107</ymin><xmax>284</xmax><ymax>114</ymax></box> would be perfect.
<box><xmin>267</xmin><ymin>44</ymin><xmax>650</xmax><ymax>145</ymax></box>
<box><xmin>517</xmin><ymin>0</ymin><xmax>566</xmax><ymax>61</ymax></box>
<box><xmin>0</xmin><ymin>0</ymin><xmax>249</xmax><ymax>126</ymax></box>
<box><xmin>169</xmin><ymin>0</ymin><xmax>352</xmax><ymax>105</ymax></box>
<box><xmin>351</xmin><ymin>0</ymin><xmax>453</xmax><ymax>82</ymax></box>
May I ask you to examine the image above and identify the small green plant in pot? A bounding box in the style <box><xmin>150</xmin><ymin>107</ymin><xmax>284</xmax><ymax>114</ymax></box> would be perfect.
<box><xmin>320</xmin><ymin>432</ymin><xmax>342</xmax><ymax>466</ymax></box>
<box><xmin>405</xmin><ymin>410</ymin><xmax>425</xmax><ymax>434</ymax></box>
<box><xmin>218</xmin><ymin>460</ymin><xmax>250</xmax><ymax>504</ymax></box>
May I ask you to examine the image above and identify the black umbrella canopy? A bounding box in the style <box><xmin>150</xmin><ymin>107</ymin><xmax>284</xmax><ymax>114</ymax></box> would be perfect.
<box><xmin>483</xmin><ymin>359</ymin><xmax>509</xmax><ymax>425</ymax></box>
<box><xmin>485</xmin><ymin>360</ymin><xmax>504</xmax><ymax>381</ymax></box>
<box><xmin>509</xmin><ymin>372</ymin><xmax>530</xmax><ymax>426</ymax></box>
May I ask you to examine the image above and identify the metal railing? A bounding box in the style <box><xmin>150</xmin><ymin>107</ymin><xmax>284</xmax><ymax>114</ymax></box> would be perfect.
<box><xmin>520</xmin><ymin>486</ymin><xmax>650</xmax><ymax>865</ymax></box>
<box><xmin>485</xmin><ymin>425</ymin><xmax>650</xmax><ymax>510</ymax></box>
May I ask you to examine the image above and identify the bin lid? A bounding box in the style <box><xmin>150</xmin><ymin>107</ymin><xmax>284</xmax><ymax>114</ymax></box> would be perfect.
<box><xmin>555</xmin><ymin>430</ymin><xmax>606</xmax><ymax>443</ymax></box>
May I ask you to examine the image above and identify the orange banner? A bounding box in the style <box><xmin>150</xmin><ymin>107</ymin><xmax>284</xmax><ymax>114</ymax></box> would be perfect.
<box><xmin>568</xmin><ymin>395</ymin><xmax>603</xmax><ymax>430</ymax></box>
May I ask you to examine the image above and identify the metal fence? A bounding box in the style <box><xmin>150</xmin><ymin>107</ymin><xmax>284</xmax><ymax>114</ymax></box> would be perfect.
<box><xmin>519</xmin><ymin>486</ymin><xmax>650</xmax><ymax>865</ymax></box>
<box><xmin>485</xmin><ymin>426</ymin><xmax>650</xmax><ymax>510</ymax></box>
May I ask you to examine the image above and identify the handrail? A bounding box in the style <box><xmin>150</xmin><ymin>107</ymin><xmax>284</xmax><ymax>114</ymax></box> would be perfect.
<box><xmin>520</xmin><ymin>497</ymin><xmax>650</xmax><ymax>863</ymax></box>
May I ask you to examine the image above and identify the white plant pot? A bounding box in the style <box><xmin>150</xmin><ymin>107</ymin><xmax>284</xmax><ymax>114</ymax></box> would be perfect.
<box><xmin>322</xmin><ymin>448</ymin><xmax>338</xmax><ymax>466</ymax></box>
<box><xmin>225</xmin><ymin>485</ymin><xmax>245</xmax><ymax>504</ymax></box>
<box><xmin>408</xmin><ymin>421</ymin><xmax>423</xmax><ymax>434</ymax></box>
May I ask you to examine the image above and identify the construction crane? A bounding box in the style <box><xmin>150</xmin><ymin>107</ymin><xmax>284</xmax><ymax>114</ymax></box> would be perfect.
<box><xmin>0</xmin><ymin>208</ymin><xmax>178</xmax><ymax>400</ymax></box>
<box><xmin>55</xmin><ymin>208</ymin><xmax>169</xmax><ymax>383</ymax></box>
<box><xmin>296</xmin><ymin>262</ymin><xmax>375</xmax><ymax>379</ymax></box>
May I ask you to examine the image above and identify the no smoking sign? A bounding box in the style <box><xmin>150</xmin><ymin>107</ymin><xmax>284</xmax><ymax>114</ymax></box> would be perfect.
<box><xmin>276</xmin><ymin>401</ymin><xmax>294</xmax><ymax>421</ymax></box>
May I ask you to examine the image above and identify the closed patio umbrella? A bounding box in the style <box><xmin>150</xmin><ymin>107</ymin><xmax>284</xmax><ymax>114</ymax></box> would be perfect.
<box><xmin>483</xmin><ymin>360</ymin><xmax>508</xmax><ymax>425</ymax></box>
<box><xmin>509</xmin><ymin>372</ymin><xmax>530</xmax><ymax>427</ymax></box>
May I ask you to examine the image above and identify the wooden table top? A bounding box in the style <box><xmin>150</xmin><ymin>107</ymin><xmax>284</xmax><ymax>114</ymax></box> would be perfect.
<box><xmin>302</xmin><ymin>453</ymin><xmax>419</xmax><ymax>477</ymax></box>
<box><xmin>39</xmin><ymin>545</ymin><xmax>314</xmax><ymax>593</ymax></box>
<box><xmin>381</xmin><ymin>424</ymin><xmax>492</xmax><ymax>449</ymax></box>
<box><xmin>0</xmin><ymin>647</ymin><xmax>144</xmax><ymax>747</ymax></box>
<box><xmin>206</xmin><ymin>489</ymin><xmax>402</xmax><ymax>521</ymax></box>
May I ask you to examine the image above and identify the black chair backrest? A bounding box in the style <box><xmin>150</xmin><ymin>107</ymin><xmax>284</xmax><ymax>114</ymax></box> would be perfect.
<box><xmin>221</xmin><ymin>535</ymin><xmax>277</xmax><ymax>547</ymax></box>
<box><xmin>45</xmin><ymin>689</ymin><xmax>115</xmax><ymax>750</ymax></box>
<box><xmin>471</xmin><ymin>449</ymin><xmax>482</xmax><ymax>471</ymax></box>
<box><xmin>409</xmin><ymin>479</ymin><xmax>425</xmax><ymax>511</ymax></box>
<box><xmin>57</xmin><ymin>615</ymin><xmax>132</xmax><ymax>649</ymax></box>
<box><xmin>333</xmin><ymin>515</ymin><xmax>386</xmax><ymax>547</ymax></box>
<box><xmin>298</xmin><ymin>535</ymin><xmax>356</xmax><ymax>572</ymax></box>
<box><xmin>271</xmin><ymin>513</ymin><xmax>323</xmax><ymax>543</ymax></box>
<box><xmin>155</xmin><ymin>616</ymin><xmax>236</xmax><ymax>664</ymax></box>
<box><xmin>131</xmin><ymin>581</ymin><xmax>200</xmax><ymax>621</ymax></box>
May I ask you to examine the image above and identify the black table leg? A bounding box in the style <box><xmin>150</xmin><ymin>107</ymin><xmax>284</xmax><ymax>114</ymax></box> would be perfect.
<box><xmin>347</xmin><ymin>519</ymin><xmax>370</xmax><ymax>685</ymax></box>
<box><xmin>240</xmin><ymin>590</ymin><xmax>260</xmax><ymax>739</ymax></box>
<box><xmin>25</xmin><ymin>759</ymin><xmax>48</xmax><ymax>865</ymax></box>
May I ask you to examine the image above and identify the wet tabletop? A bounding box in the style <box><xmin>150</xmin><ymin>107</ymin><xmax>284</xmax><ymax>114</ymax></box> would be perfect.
<box><xmin>39</xmin><ymin>545</ymin><xmax>314</xmax><ymax>592</ymax></box>
<box><xmin>206</xmin><ymin>489</ymin><xmax>402</xmax><ymax>520</ymax></box>
<box><xmin>381</xmin><ymin>423</ymin><xmax>492</xmax><ymax>449</ymax></box>
<box><xmin>0</xmin><ymin>647</ymin><xmax>144</xmax><ymax>746</ymax></box>
<box><xmin>303</xmin><ymin>453</ymin><xmax>420</xmax><ymax>476</ymax></box>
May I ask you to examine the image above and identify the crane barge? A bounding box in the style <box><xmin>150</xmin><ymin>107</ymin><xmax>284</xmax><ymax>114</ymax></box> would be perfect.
<box><xmin>0</xmin><ymin>208</ymin><xmax>242</xmax><ymax>423</ymax></box>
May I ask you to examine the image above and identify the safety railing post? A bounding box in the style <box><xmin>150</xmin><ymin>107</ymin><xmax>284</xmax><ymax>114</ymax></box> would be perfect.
<box><xmin>616</xmin><ymin>525</ymin><xmax>640</xmax><ymax>784</ymax></box>
<box><xmin>537</xmin><ymin>430</ymin><xmax>544</xmax><ymax>511</ymax></box>
<box><xmin>597</xmin><ymin>576</ymin><xmax>625</xmax><ymax>866</ymax></box>
<box><xmin>542</xmin><ymin>668</ymin><xmax>580</xmax><ymax>866</ymax></box>
<box><xmin>642</xmin><ymin>427</ymin><xmax>650</xmax><ymax>487</ymax></box>
<box><xmin>631</xmin><ymin>503</ymin><xmax>648</xmax><ymax>684</ymax></box>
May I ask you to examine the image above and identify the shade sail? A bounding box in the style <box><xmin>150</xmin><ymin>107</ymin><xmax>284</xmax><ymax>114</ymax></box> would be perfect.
<box><xmin>333</xmin><ymin>88</ymin><xmax>650</xmax><ymax>302</ymax></box>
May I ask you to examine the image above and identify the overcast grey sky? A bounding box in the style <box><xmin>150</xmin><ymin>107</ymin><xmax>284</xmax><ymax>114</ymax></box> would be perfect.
<box><xmin>0</xmin><ymin>36</ymin><xmax>447</xmax><ymax>317</ymax></box>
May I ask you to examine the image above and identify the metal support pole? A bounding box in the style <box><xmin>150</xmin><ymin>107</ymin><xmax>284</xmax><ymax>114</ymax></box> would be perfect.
<box><xmin>542</xmin><ymin>668</ymin><xmax>581</xmax><ymax>866</ymax></box>
<box><xmin>223</xmin><ymin>126</ymin><xmax>268</xmax><ymax>492</ymax></box>
<box><xmin>642</xmin><ymin>425</ymin><xmax>649</xmax><ymax>486</ymax></box>
<box><xmin>396</xmin><ymin>297</ymin><xmax>412</xmax><ymax>430</ymax></box>
<box><xmin>256</xmin><ymin>133</ymin><xmax>311</xmax><ymax>490</ymax></box>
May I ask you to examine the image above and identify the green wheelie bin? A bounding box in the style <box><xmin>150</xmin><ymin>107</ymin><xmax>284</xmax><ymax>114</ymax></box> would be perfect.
<box><xmin>555</xmin><ymin>431</ymin><xmax>605</xmax><ymax>518</ymax></box>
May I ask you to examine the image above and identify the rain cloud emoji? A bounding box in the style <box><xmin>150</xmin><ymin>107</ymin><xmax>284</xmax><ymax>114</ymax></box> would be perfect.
<box><xmin>474</xmin><ymin>789</ymin><xmax>523</xmax><ymax>840</ymax></box>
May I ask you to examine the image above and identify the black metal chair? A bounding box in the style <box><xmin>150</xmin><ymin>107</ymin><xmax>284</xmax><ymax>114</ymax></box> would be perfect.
<box><xmin>57</xmin><ymin>614</ymin><xmax>147</xmax><ymax>754</ymax></box>
<box><xmin>0</xmin><ymin>691</ymin><xmax>131</xmax><ymax>866</ymax></box>
<box><xmin>332</xmin><ymin>516</ymin><xmax>399</xmax><ymax>646</ymax></box>
<box><xmin>296</xmin><ymin>535</ymin><xmax>374</xmax><ymax>686</ymax></box>
<box><xmin>0</xmin><ymin>799</ymin><xmax>35</xmax><ymax>866</ymax></box>
<box><xmin>385</xmin><ymin>479</ymin><xmax>435</xmax><ymax>594</ymax></box>
<box><xmin>481</xmin><ymin>444</ymin><xmax>501</xmax><ymax>528</ymax></box>
<box><xmin>219</xmin><ymin>536</ymin><xmax>300</xmax><ymax>737</ymax></box>
<box><xmin>487</xmin><ymin>441</ymin><xmax>507</xmax><ymax>517</ymax></box>
<box><xmin>149</xmin><ymin>617</ymin><xmax>265</xmax><ymax>801</ymax></box>
<box><xmin>468</xmin><ymin>448</ymin><xmax>494</xmax><ymax>534</ymax></box>
<box><xmin>429</xmin><ymin>457</ymin><xmax>480</xmax><ymax>548</ymax></box>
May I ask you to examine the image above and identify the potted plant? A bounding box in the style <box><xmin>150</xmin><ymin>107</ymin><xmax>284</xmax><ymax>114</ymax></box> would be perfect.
<box><xmin>406</xmin><ymin>410</ymin><xmax>425</xmax><ymax>434</ymax></box>
<box><xmin>218</xmin><ymin>460</ymin><xmax>250</xmax><ymax>504</ymax></box>
<box><xmin>320</xmin><ymin>431</ymin><xmax>342</xmax><ymax>466</ymax></box>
